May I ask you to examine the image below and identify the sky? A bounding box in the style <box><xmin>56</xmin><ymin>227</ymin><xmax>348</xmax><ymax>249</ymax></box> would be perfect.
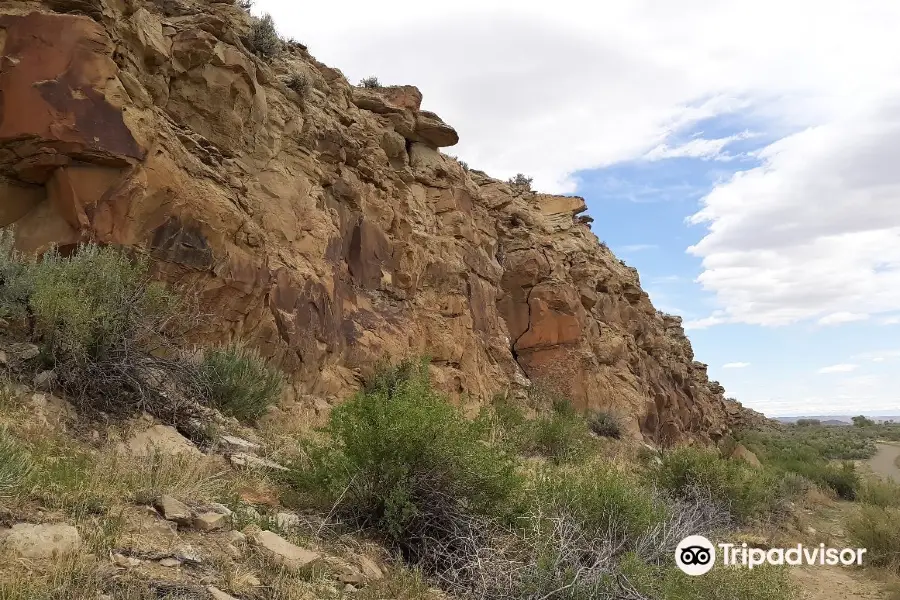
<box><xmin>254</xmin><ymin>0</ymin><xmax>900</xmax><ymax>416</ymax></box>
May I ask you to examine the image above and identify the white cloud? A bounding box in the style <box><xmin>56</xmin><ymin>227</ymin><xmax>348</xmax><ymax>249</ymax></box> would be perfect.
<box><xmin>644</xmin><ymin>132</ymin><xmax>755</xmax><ymax>161</ymax></box>
<box><xmin>684</xmin><ymin>312</ymin><xmax>728</xmax><ymax>330</ymax></box>
<box><xmin>883</xmin><ymin>316</ymin><xmax>900</xmax><ymax>325</ymax></box>
<box><xmin>254</xmin><ymin>0</ymin><xmax>900</xmax><ymax>192</ymax></box>
<box><xmin>817</xmin><ymin>363</ymin><xmax>859</xmax><ymax>374</ymax></box>
<box><xmin>723</xmin><ymin>362</ymin><xmax>751</xmax><ymax>369</ymax></box>
<box><xmin>817</xmin><ymin>312</ymin><xmax>871</xmax><ymax>326</ymax></box>
<box><xmin>688</xmin><ymin>98</ymin><xmax>900</xmax><ymax>327</ymax></box>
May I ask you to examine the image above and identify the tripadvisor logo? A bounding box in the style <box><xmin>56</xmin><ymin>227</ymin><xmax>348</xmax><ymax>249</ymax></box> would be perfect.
<box><xmin>676</xmin><ymin>535</ymin><xmax>716</xmax><ymax>575</ymax></box>
<box><xmin>675</xmin><ymin>536</ymin><xmax>868</xmax><ymax>576</ymax></box>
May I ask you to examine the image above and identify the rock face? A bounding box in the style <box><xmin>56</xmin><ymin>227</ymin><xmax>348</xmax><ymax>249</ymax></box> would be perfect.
<box><xmin>0</xmin><ymin>0</ymin><xmax>745</xmax><ymax>444</ymax></box>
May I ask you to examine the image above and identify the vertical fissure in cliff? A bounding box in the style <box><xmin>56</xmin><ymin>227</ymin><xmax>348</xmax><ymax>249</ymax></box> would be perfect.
<box><xmin>509</xmin><ymin>284</ymin><xmax>535</xmax><ymax>376</ymax></box>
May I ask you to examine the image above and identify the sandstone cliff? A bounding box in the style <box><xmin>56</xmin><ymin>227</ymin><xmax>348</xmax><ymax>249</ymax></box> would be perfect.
<box><xmin>0</xmin><ymin>0</ymin><xmax>747</xmax><ymax>444</ymax></box>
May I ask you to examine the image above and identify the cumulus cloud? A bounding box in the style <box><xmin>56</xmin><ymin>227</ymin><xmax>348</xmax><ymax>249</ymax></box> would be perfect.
<box><xmin>817</xmin><ymin>364</ymin><xmax>859</xmax><ymax>374</ymax></box>
<box><xmin>688</xmin><ymin>98</ymin><xmax>900</xmax><ymax>327</ymax></box>
<box><xmin>723</xmin><ymin>362</ymin><xmax>751</xmax><ymax>369</ymax></box>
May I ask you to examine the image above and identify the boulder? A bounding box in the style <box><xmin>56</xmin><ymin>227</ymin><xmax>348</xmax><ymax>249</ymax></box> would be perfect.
<box><xmin>1</xmin><ymin>523</ymin><xmax>81</xmax><ymax>559</ymax></box>
<box><xmin>730</xmin><ymin>443</ymin><xmax>762</xmax><ymax>468</ymax></box>
<box><xmin>229</xmin><ymin>452</ymin><xmax>287</xmax><ymax>471</ymax></box>
<box><xmin>123</xmin><ymin>425</ymin><xmax>202</xmax><ymax>458</ymax></box>
<box><xmin>414</xmin><ymin>111</ymin><xmax>459</xmax><ymax>148</ymax></box>
<box><xmin>247</xmin><ymin>529</ymin><xmax>321</xmax><ymax>572</ymax></box>
<box><xmin>193</xmin><ymin>511</ymin><xmax>229</xmax><ymax>532</ymax></box>
<box><xmin>153</xmin><ymin>495</ymin><xmax>193</xmax><ymax>524</ymax></box>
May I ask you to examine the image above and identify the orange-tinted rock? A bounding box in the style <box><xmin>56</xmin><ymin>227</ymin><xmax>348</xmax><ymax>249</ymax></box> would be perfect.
<box><xmin>0</xmin><ymin>12</ymin><xmax>144</xmax><ymax>183</ymax></box>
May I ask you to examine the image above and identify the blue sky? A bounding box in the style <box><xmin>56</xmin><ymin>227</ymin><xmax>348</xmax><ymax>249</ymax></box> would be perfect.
<box><xmin>256</xmin><ymin>0</ymin><xmax>900</xmax><ymax>417</ymax></box>
<box><xmin>575</xmin><ymin>116</ymin><xmax>899</xmax><ymax>416</ymax></box>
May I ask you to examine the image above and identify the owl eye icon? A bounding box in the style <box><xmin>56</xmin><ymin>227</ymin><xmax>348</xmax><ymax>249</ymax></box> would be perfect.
<box><xmin>675</xmin><ymin>536</ymin><xmax>716</xmax><ymax>575</ymax></box>
<box><xmin>680</xmin><ymin>546</ymin><xmax>712</xmax><ymax>565</ymax></box>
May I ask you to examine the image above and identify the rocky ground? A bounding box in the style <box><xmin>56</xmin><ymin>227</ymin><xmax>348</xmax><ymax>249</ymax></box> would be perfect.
<box><xmin>0</xmin><ymin>362</ymin><xmax>435</xmax><ymax>600</ymax></box>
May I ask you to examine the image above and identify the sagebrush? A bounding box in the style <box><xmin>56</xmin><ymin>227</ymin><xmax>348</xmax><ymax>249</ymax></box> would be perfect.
<box><xmin>290</xmin><ymin>358</ymin><xmax>521</xmax><ymax>570</ymax></box>
<box><xmin>246</xmin><ymin>13</ymin><xmax>281</xmax><ymax>58</ymax></box>
<box><xmin>199</xmin><ymin>346</ymin><xmax>282</xmax><ymax>423</ymax></box>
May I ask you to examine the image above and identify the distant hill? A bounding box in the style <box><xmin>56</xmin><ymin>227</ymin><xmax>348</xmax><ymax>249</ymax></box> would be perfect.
<box><xmin>777</xmin><ymin>416</ymin><xmax>900</xmax><ymax>425</ymax></box>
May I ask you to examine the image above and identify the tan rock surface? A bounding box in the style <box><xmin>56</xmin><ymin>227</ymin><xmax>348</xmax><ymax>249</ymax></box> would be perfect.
<box><xmin>0</xmin><ymin>0</ymin><xmax>753</xmax><ymax>444</ymax></box>
<box><xmin>0</xmin><ymin>523</ymin><xmax>81</xmax><ymax>559</ymax></box>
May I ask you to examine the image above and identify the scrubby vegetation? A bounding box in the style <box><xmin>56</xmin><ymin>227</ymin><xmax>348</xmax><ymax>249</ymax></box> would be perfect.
<box><xmin>359</xmin><ymin>76</ymin><xmax>381</xmax><ymax>89</ymax></box>
<box><xmin>0</xmin><ymin>233</ymin><xmax>281</xmax><ymax>434</ymax></box>
<box><xmin>289</xmin><ymin>360</ymin><xmax>800</xmax><ymax>599</ymax></box>
<box><xmin>738</xmin><ymin>425</ymin><xmax>871</xmax><ymax>499</ymax></box>
<box><xmin>589</xmin><ymin>410</ymin><xmax>623</xmax><ymax>439</ymax></box>
<box><xmin>290</xmin><ymin>359</ymin><xmax>520</xmax><ymax>570</ymax></box>
<box><xmin>653</xmin><ymin>446</ymin><xmax>787</xmax><ymax>522</ymax></box>
<box><xmin>245</xmin><ymin>13</ymin><xmax>281</xmax><ymax>58</ymax></box>
<box><xmin>507</xmin><ymin>173</ymin><xmax>534</xmax><ymax>191</ymax></box>
<box><xmin>199</xmin><ymin>346</ymin><xmax>282</xmax><ymax>423</ymax></box>
<box><xmin>286</xmin><ymin>72</ymin><xmax>311</xmax><ymax>99</ymax></box>
<box><xmin>847</xmin><ymin>505</ymin><xmax>900</xmax><ymax>572</ymax></box>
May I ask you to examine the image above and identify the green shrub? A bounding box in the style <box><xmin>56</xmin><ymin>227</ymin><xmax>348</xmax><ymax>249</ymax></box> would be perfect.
<box><xmin>588</xmin><ymin>410</ymin><xmax>622</xmax><ymax>439</ymax></box>
<box><xmin>524</xmin><ymin>408</ymin><xmax>589</xmax><ymax>464</ymax></box>
<box><xmin>359</xmin><ymin>76</ymin><xmax>381</xmax><ymax>88</ymax></box>
<box><xmin>246</xmin><ymin>13</ymin><xmax>281</xmax><ymax>58</ymax></box>
<box><xmin>26</xmin><ymin>245</ymin><xmax>177</xmax><ymax>366</ymax></box>
<box><xmin>533</xmin><ymin>466</ymin><xmax>667</xmax><ymax>540</ymax></box>
<box><xmin>0</xmin><ymin>228</ymin><xmax>31</xmax><ymax>320</ymax></box>
<box><xmin>846</xmin><ymin>505</ymin><xmax>900</xmax><ymax>571</ymax></box>
<box><xmin>198</xmin><ymin>346</ymin><xmax>282</xmax><ymax>423</ymax></box>
<box><xmin>653</xmin><ymin>447</ymin><xmax>784</xmax><ymax>522</ymax></box>
<box><xmin>0</xmin><ymin>429</ymin><xmax>32</xmax><ymax>499</ymax></box>
<box><xmin>622</xmin><ymin>553</ymin><xmax>798</xmax><ymax>600</ymax></box>
<box><xmin>289</xmin><ymin>358</ymin><xmax>521</xmax><ymax>565</ymax></box>
<box><xmin>507</xmin><ymin>173</ymin><xmax>533</xmax><ymax>191</ymax></box>
<box><xmin>0</xmin><ymin>238</ymin><xmax>206</xmax><ymax>425</ymax></box>
<box><xmin>795</xmin><ymin>418</ymin><xmax>821</xmax><ymax>427</ymax></box>
<box><xmin>853</xmin><ymin>415</ymin><xmax>876</xmax><ymax>428</ymax></box>
<box><xmin>859</xmin><ymin>478</ymin><xmax>900</xmax><ymax>508</ymax></box>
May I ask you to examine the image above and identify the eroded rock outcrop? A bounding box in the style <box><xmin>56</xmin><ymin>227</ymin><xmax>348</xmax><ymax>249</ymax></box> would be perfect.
<box><xmin>0</xmin><ymin>0</ymin><xmax>747</xmax><ymax>444</ymax></box>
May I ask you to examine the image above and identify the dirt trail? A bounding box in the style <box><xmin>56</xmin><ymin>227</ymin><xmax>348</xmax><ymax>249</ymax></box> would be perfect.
<box><xmin>788</xmin><ymin>446</ymin><xmax>900</xmax><ymax>599</ymax></box>
<box><xmin>793</xmin><ymin>565</ymin><xmax>887</xmax><ymax>600</ymax></box>
<box><xmin>868</xmin><ymin>443</ymin><xmax>900</xmax><ymax>480</ymax></box>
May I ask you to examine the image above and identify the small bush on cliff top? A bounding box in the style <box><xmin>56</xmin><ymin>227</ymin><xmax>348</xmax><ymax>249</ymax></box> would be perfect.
<box><xmin>198</xmin><ymin>345</ymin><xmax>282</xmax><ymax>423</ymax></box>
<box><xmin>246</xmin><ymin>13</ymin><xmax>281</xmax><ymax>59</ymax></box>
<box><xmin>289</xmin><ymin>358</ymin><xmax>521</xmax><ymax>565</ymax></box>
<box><xmin>507</xmin><ymin>173</ymin><xmax>533</xmax><ymax>191</ymax></box>
<box><xmin>359</xmin><ymin>76</ymin><xmax>381</xmax><ymax>89</ymax></box>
